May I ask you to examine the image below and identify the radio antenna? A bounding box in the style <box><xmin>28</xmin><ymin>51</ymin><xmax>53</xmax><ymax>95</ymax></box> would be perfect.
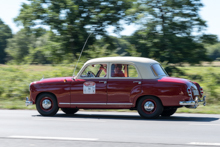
<box><xmin>72</xmin><ymin>31</ymin><xmax>93</xmax><ymax>76</ymax></box>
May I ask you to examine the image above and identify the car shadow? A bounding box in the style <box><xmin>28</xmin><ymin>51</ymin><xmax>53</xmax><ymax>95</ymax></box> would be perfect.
<box><xmin>32</xmin><ymin>112</ymin><xmax>219</xmax><ymax>122</ymax></box>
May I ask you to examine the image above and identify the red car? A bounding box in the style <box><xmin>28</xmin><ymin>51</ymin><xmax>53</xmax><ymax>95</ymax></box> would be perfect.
<box><xmin>26</xmin><ymin>57</ymin><xmax>206</xmax><ymax>118</ymax></box>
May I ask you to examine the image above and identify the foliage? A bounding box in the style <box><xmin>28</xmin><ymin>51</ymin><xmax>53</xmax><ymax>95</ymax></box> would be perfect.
<box><xmin>0</xmin><ymin>19</ymin><xmax>12</xmax><ymax>63</ymax></box>
<box><xmin>6</xmin><ymin>29</ymin><xmax>36</xmax><ymax>64</ymax></box>
<box><xmin>126</xmin><ymin>0</ymin><xmax>218</xmax><ymax>64</ymax></box>
<box><xmin>177</xmin><ymin>66</ymin><xmax>220</xmax><ymax>104</ymax></box>
<box><xmin>14</xmin><ymin>0</ymin><xmax>134</xmax><ymax>61</ymax></box>
<box><xmin>206</xmin><ymin>43</ymin><xmax>220</xmax><ymax>61</ymax></box>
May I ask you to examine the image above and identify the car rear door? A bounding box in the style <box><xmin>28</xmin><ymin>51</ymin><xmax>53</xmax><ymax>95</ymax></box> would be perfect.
<box><xmin>107</xmin><ymin>63</ymin><xmax>142</xmax><ymax>106</ymax></box>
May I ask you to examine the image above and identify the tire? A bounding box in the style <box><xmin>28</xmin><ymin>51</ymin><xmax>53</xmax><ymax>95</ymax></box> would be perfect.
<box><xmin>161</xmin><ymin>107</ymin><xmax>177</xmax><ymax>117</ymax></box>
<box><xmin>137</xmin><ymin>96</ymin><xmax>163</xmax><ymax>119</ymax></box>
<box><xmin>61</xmin><ymin>108</ymin><xmax>79</xmax><ymax>114</ymax></box>
<box><xmin>36</xmin><ymin>93</ymin><xmax>59</xmax><ymax>116</ymax></box>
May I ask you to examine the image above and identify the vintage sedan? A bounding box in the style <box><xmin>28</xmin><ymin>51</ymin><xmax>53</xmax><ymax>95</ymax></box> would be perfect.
<box><xmin>26</xmin><ymin>57</ymin><xmax>206</xmax><ymax>118</ymax></box>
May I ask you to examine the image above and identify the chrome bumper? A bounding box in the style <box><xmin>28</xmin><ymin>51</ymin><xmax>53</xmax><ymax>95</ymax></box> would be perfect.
<box><xmin>26</xmin><ymin>97</ymin><xmax>33</xmax><ymax>106</ymax></box>
<box><xmin>179</xmin><ymin>96</ymin><xmax>206</xmax><ymax>109</ymax></box>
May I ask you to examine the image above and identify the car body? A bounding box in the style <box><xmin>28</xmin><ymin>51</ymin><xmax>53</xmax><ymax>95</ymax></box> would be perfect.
<box><xmin>26</xmin><ymin>57</ymin><xmax>206</xmax><ymax>118</ymax></box>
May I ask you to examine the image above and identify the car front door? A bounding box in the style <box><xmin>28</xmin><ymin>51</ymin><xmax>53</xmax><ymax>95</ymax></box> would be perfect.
<box><xmin>70</xmin><ymin>63</ymin><xmax>108</xmax><ymax>107</ymax></box>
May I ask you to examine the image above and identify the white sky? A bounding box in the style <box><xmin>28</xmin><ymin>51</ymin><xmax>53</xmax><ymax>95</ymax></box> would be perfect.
<box><xmin>0</xmin><ymin>0</ymin><xmax>219</xmax><ymax>39</ymax></box>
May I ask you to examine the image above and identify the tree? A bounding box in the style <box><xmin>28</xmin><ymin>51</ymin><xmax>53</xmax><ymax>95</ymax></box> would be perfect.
<box><xmin>0</xmin><ymin>19</ymin><xmax>12</xmax><ymax>63</ymax></box>
<box><xmin>14</xmin><ymin>0</ymin><xmax>134</xmax><ymax>62</ymax></box>
<box><xmin>128</xmin><ymin>0</ymin><xmax>218</xmax><ymax>64</ymax></box>
<box><xmin>206</xmin><ymin>43</ymin><xmax>220</xmax><ymax>61</ymax></box>
<box><xmin>6</xmin><ymin>29</ymin><xmax>36</xmax><ymax>64</ymax></box>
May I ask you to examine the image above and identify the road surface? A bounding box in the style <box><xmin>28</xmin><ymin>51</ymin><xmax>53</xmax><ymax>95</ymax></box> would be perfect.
<box><xmin>0</xmin><ymin>110</ymin><xmax>220</xmax><ymax>147</ymax></box>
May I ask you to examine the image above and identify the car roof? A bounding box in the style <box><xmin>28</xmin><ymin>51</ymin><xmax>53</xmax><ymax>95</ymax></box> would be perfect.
<box><xmin>85</xmin><ymin>56</ymin><xmax>159</xmax><ymax>64</ymax></box>
<box><xmin>77</xmin><ymin>57</ymin><xmax>160</xmax><ymax>79</ymax></box>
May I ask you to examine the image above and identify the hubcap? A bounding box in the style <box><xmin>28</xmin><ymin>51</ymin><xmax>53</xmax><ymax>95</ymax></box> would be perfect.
<box><xmin>144</xmin><ymin>101</ymin><xmax>155</xmax><ymax>111</ymax></box>
<box><xmin>42</xmin><ymin>99</ymin><xmax>52</xmax><ymax>109</ymax></box>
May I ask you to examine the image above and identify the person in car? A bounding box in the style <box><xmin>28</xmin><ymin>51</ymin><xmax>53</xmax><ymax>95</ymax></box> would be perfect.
<box><xmin>111</xmin><ymin>64</ymin><xmax>125</xmax><ymax>77</ymax></box>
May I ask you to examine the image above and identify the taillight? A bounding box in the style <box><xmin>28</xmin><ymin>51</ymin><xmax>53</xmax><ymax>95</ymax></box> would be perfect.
<box><xmin>200</xmin><ymin>87</ymin><xmax>203</xmax><ymax>95</ymax></box>
<box><xmin>187</xmin><ymin>88</ymin><xmax>192</xmax><ymax>96</ymax></box>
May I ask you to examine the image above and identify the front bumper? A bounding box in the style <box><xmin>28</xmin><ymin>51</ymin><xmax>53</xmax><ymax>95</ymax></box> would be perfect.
<box><xmin>179</xmin><ymin>96</ymin><xmax>206</xmax><ymax>109</ymax></box>
<box><xmin>25</xmin><ymin>97</ymin><xmax>33</xmax><ymax>106</ymax></box>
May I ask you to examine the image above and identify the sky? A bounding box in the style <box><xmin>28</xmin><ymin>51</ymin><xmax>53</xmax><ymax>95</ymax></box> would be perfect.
<box><xmin>0</xmin><ymin>0</ymin><xmax>219</xmax><ymax>39</ymax></box>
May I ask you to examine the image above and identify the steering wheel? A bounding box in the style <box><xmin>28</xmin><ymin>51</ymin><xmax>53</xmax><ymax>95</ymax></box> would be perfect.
<box><xmin>87</xmin><ymin>71</ymin><xmax>95</xmax><ymax>77</ymax></box>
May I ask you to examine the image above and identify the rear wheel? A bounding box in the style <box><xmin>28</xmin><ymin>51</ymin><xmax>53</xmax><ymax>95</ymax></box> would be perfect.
<box><xmin>36</xmin><ymin>93</ymin><xmax>59</xmax><ymax>116</ymax></box>
<box><xmin>137</xmin><ymin>96</ymin><xmax>163</xmax><ymax>119</ymax></box>
<box><xmin>161</xmin><ymin>107</ymin><xmax>177</xmax><ymax>117</ymax></box>
<box><xmin>61</xmin><ymin>108</ymin><xmax>79</xmax><ymax>114</ymax></box>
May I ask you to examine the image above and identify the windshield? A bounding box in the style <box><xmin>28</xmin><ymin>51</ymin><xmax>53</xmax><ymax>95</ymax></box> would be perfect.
<box><xmin>151</xmin><ymin>64</ymin><xmax>168</xmax><ymax>77</ymax></box>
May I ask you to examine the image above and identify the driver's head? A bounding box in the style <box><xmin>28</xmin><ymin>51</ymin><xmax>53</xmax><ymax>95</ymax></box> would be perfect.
<box><xmin>114</xmin><ymin>64</ymin><xmax>122</xmax><ymax>73</ymax></box>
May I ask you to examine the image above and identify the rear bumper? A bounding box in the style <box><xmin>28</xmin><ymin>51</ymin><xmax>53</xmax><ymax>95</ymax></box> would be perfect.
<box><xmin>179</xmin><ymin>96</ymin><xmax>206</xmax><ymax>108</ymax></box>
<box><xmin>25</xmin><ymin>97</ymin><xmax>33</xmax><ymax>106</ymax></box>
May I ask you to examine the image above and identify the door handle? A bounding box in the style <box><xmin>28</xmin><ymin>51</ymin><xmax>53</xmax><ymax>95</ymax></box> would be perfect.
<box><xmin>133</xmin><ymin>81</ymin><xmax>141</xmax><ymax>84</ymax></box>
<box><xmin>99</xmin><ymin>81</ymin><xmax>107</xmax><ymax>84</ymax></box>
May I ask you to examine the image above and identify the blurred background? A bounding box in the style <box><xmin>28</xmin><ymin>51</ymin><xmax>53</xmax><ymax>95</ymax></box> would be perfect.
<box><xmin>0</xmin><ymin>0</ymin><xmax>220</xmax><ymax>111</ymax></box>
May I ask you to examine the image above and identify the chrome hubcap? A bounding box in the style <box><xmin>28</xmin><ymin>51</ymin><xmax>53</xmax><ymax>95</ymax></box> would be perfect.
<box><xmin>144</xmin><ymin>101</ymin><xmax>154</xmax><ymax>111</ymax></box>
<box><xmin>42</xmin><ymin>99</ymin><xmax>52</xmax><ymax>109</ymax></box>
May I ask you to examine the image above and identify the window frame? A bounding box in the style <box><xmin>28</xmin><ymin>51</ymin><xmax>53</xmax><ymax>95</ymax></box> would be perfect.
<box><xmin>109</xmin><ymin>62</ymin><xmax>141</xmax><ymax>79</ymax></box>
<box><xmin>78</xmin><ymin>63</ymin><xmax>109</xmax><ymax>79</ymax></box>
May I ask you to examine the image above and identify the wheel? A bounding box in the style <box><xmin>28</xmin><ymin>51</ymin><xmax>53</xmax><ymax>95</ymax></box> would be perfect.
<box><xmin>161</xmin><ymin>107</ymin><xmax>177</xmax><ymax>117</ymax></box>
<box><xmin>61</xmin><ymin>108</ymin><xmax>79</xmax><ymax>114</ymax></box>
<box><xmin>137</xmin><ymin>96</ymin><xmax>163</xmax><ymax>119</ymax></box>
<box><xmin>36</xmin><ymin>93</ymin><xmax>59</xmax><ymax>116</ymax></box>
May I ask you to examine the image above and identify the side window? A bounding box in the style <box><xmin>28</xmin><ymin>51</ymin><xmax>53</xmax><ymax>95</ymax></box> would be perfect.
<box><xmin>111</xmin><ymin>64</ymin><xmax>125</xmax><ymax>77</ymax></box>
<box><xmin>110</xmin><ymin>64</ymin><xmax>138</xmax><ymax>78</ymax></box>
<box><xmin>128</xmin><ymin>64</ymin><xmax>138</xmax><ymax>77</ymax></box>
<box><xmin>81</xmin><ymin>64</ymin><xmax>107</xmax><ymax>78</ymax></box>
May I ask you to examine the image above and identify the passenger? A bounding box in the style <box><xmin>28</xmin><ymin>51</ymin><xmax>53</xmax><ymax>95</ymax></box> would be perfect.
<box><xmin>111</xmin><ymin>64</ymin><xmax>125</xmax><ymax>77</ymax></box>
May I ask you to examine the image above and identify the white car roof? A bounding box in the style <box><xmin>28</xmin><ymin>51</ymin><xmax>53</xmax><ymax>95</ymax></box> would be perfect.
<box><xmin>85</xmin><ymin>56</ymin><xmax>159</xmax><ymax>65</ymax></box>
<box><xmin>76</xmin><ymin>57</ymin><xmax>161</xmax><ymax>79</ymax></box>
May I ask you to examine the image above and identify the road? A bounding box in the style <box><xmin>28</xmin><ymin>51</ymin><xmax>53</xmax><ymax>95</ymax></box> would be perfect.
<box><xmin>0</xmin><ymin>110</ymin><xmax>220</xmax><ymax>147</ymax></box>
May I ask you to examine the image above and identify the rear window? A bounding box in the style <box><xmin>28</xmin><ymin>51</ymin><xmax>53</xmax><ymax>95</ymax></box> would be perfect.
<box><xmin>151</xmin><ymin>64</ymin><xmax>168</xmax><ymax>77</ymax></box>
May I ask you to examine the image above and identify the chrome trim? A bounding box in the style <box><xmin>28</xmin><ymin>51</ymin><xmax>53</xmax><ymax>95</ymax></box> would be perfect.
<box><xmin>179</xmin><ymin>101</ymin><xmax>196</xmax><ymax>105</ymax></box>
<box><xmin>133</xmin><ymin>81</ymin><xmax>141</xmax><ymax>84</ymax></box>
<box><xmin>42</xmin><ymin>99</ymin><xmax>52</xmax><ymax>109</ymax></box>
<box><xmin>199</xmin><ymin>96</ymin><xmax>206</xmax><ymax>106</ymax></box>
<box><xmin>179</xmin><ymin>95</ymin><xmax>206</xmax><ymax>107</ymax></box>
<box><xmin>99</xmin><ymin>81</ymin><xmax>107</xmax><ymax>84</ymax></box>
<box><xmin>59</xmin><ymin>103</ymin><xmax>71</xmax><ymax>105</ymax></box>
<box><xmin>71</xmin><ymin>103</ymin><xmax>106</xmax><ymax>105</ymax></box>
<box><xmin>59</xmin><ymin>103</ymin><xmax>133</xmax><ymax>105</ymax></box>
<box><xmin>144</xmin><ymin>101</ymin><xmax>154</xmax><ymax>111</ymax></box>
<box><xmin>25</xmin><ymin>97</ymin><xmax>33</xmax><ymax>106</ymax></box>
<box><xmin>107</xmin><ymin>103</ymin><xmax>133</xmax><ymax>105</ymax></box>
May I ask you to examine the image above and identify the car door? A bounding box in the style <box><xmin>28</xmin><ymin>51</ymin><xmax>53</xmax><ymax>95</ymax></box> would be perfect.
<box><xmin>107</xmin><ymin>63</ymin><xmax>142</xmax><ymax>105</ymax></box>
<box><xmin>70</xmin><ymin>63</ymin><xmax>108</xmax><ymax>107</ymax></box>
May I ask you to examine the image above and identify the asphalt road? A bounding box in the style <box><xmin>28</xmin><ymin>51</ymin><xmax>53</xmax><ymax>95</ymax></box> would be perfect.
<box><xmin>0</xmin><ymin>110</ymin><xmax>220</xmax><ymax>147</ymax></box>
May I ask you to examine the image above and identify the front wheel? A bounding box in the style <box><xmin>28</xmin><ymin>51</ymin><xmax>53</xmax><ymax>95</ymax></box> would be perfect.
<box><xmin>61</xmin><ymin>108</ymin><xmax>79</xmax><ymax>114</ymax></box>
<box><xmin>137</xmin><ymin>96</ymin><xmax>163</xmax><ymax>119</ymax></box>
<box><xmin>36</xmin><ymin>93</ymin><xmax>59</xmax><ymax>116</ymax></box>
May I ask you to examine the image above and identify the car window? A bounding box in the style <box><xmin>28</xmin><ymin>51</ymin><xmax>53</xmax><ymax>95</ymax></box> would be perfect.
<box><xmin>128</xmin><ymin>64</ymin><xmax>138</xmax><ymax>77</ymax></box>
<box><xmin>151</xmin><ymin>64</ymin><xmax>167</xmax><ymax>77</ymax></box>
<box><xmin>111</xmin><ymin>64</ymin><xmax>138</xmax><ymax>78</ymax></box>
<box><xmin>81</xmin><ymin>64</ymin><xmax>107</xmax><ymax>78</ymax></box>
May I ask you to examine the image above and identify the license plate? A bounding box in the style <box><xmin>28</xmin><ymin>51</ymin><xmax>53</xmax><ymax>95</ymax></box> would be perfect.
<box><xmin>193</xmin><ymin>89</ymin><xmax>199</xmax><ymax>96</ymax></box>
